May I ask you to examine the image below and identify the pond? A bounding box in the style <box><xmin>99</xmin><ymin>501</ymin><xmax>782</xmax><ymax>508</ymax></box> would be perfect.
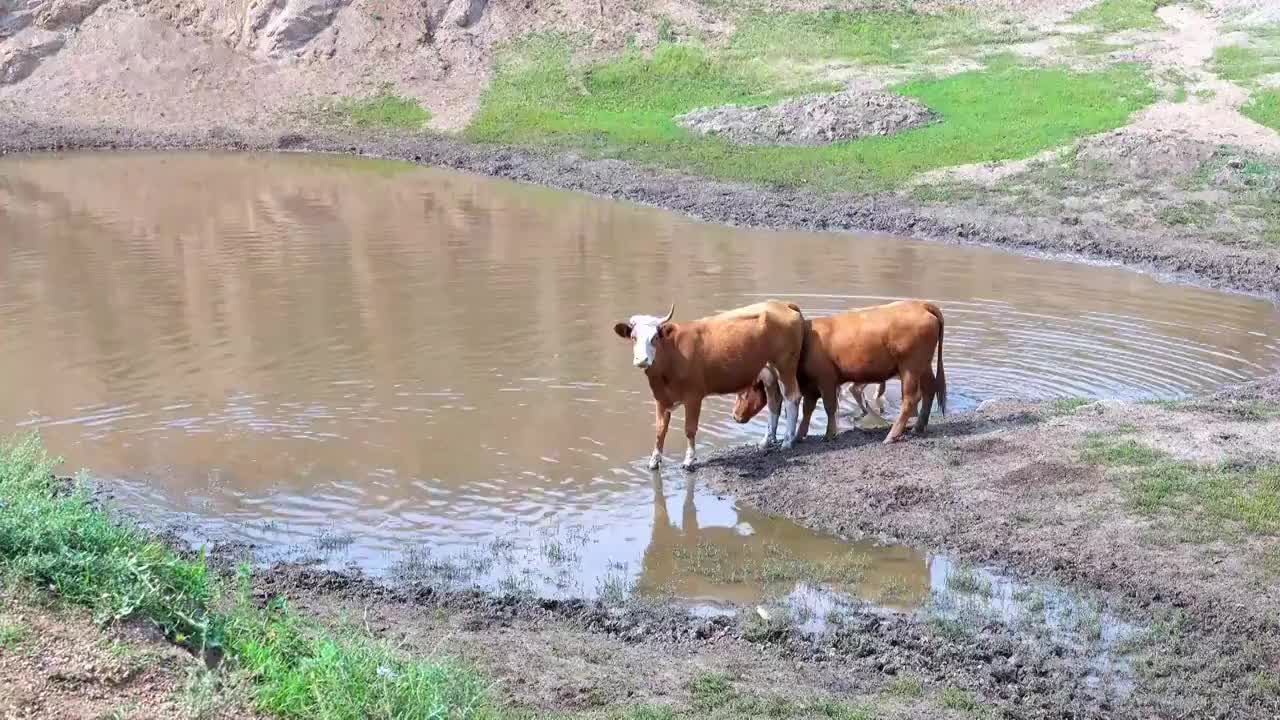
<box><xmin>1</xmin><ymin>151</ymin><xmax>1277</xmax><ymax>609</ymax></box>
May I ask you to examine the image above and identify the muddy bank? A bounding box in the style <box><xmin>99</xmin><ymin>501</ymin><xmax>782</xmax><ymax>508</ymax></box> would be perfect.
<box><xmin>699</xmin><ymin>377</ymin><xmax>1280</xmax><ymax>718</ymax></box>
<box><xmin>3</xmin><ymin>118</ymin><xmax>1279</xmax><ymax>301</ymax></box>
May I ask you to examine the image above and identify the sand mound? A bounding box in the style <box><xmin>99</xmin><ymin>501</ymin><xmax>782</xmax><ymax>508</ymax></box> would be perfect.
<box><xmin>675</xmin><ymin>89</ymin><xmax>935</xmax><ymax>146</ymax></box>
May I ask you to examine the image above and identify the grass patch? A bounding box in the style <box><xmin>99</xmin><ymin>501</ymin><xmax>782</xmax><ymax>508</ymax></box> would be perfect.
<box><xmin>1047</xmin><ymin>397</ymin><xmax>1091</xmax><ymax>415</ymax></box>
<box><xmin>1082</xmin><ymin>433</ymin><xmax>1165</xmax><ymax>466</ymax></box>
<box><xmin>1069</xmin><ymin>0</ymin><xmax>1167</xmax><ymax>33</ymax></box>
<box><xmin>671</xmin><ymin>540</ymin><xmax>869</xmax><ymax>589</ymax></box>
<box><xmin>1083</xmin><ymin>434</ymin><xmax>1280</xmax><ymax>540</ymax></box>
<box><xmin>1212</xmin><ymin>43</ymin><xmax>1280</xmax><ymax>86</ymax></box>
<box><xmin>1158</xmin><ymin>200</ymin><xmax>1214</xmax><ymax>228</ymax></box>
<box><xmin>728</xmin><ymin>9</ymin><xmax>1005</xmax><ymax>66</ymax></box>
<box><xmin>887</xmin><ymin>675</ymin><xmax>924</xmax><ymax>698</ymax></box>
<box><xmin>1242</xmin><ymin>89</ymin><xmax>1280</xmax><ymax>132</ymax></box>
<box><xmin>940</xmin><ymin>687</ymin><xmax>983</xmax><ymax>713</ymax></box>
<box><xmin>0</xmin><ymin>434</ymin><xmax>500</xmax><ymax>720</ymax></box>
<box><xmin>0</xmin><ymin>620</ymin><xmax>27</xmax><ymax>647</ymax></box>
<box><xmin>320</xmin><ymin>86</ymin><xmax>431</xmax><ymax>130</ymax></box>
<box><xmin>468</xmin><ymin>34</ymin><xmax>1153</xmax><ymax>190</ymax></box>
<box><xmin>944</xmin><ymin>567</ymin><xmax>992</xmax><ymax>597</ymax></box>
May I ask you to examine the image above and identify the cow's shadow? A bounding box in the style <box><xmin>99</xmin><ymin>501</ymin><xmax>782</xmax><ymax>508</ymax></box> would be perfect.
<box><xmin>699</xmin><ymin>406</ymin><xmax>1044</xmax><ymax>476</ymax></box>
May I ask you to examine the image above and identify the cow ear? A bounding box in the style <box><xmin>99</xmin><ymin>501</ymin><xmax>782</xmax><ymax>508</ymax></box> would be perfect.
<box><xmin>658</xmin><ymin>323</ymin><xmax>675</xmax><ymax>339</ymax></box>
<box><xmin>613</xmin><ymin>322</ymin><xmax>632</xmax><ymax>339</ymax></box>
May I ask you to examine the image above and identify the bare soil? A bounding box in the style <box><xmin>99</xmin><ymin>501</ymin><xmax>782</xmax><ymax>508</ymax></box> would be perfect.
<box><xmin>698</xmin><ymin>377</ymin><xmax>1280</xmax><ymax>719</ymax></box>
<box><xmin>0</xmin><ymin>591</ymin><xmax>260</xmax><ymax>719</ymax></box>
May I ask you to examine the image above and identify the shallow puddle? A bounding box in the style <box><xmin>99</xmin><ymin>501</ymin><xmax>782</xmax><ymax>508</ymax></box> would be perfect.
<box><xmin>1</xmin><ymin>151</ymin><xmax>1278</xmax><ymax>609</ymax></box>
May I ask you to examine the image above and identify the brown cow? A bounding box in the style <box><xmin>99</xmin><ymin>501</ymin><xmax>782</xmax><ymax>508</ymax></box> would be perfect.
<box><xmin>613</xmin><ymin>300</ymin><xmax>805</xmax><ymax>470</ymax></box>
<box><xmin>732</xmin><ymin>300</ymin><xmax>945</xmax><ymax>444</ymax></box>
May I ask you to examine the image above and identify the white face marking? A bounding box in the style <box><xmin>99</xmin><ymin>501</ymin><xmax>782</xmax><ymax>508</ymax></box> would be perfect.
<box><xmin>627</xmin><ymin>314</ymin><xmax>664</xmax><ymax>369</ymax></box>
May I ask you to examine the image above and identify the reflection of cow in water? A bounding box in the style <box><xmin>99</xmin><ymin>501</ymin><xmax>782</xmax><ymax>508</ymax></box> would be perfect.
<box><xmin>635</xmin><ymin>474</ymin><xmax>930</xmax><ymax>606</ymax></box>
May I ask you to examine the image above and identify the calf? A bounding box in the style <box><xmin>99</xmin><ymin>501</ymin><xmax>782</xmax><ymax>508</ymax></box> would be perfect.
<box><xmin>614</xmin><ymin>300</ymin><xmax>805</xmax><ymax>469</ymax></box>
<box><xmin>732</xmin><ymin>300</ymin><xmax>945</xmax><ymax>444</ymax></box>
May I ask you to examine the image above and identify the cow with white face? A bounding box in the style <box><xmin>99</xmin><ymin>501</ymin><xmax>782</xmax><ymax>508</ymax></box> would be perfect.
<box><xmin>613</xmin><ymin>300</ymin><xmax>806</xmax><ymax>470</ymax></box>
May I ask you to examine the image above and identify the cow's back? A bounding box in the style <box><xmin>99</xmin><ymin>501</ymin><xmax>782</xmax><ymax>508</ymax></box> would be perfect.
<box><xmin>814</xmin><ymin>301</ymin><xmax>939</xmax><ymax>382</ymax></box>
<box><xmin>682</xmin><ymin>300</ymin><xmax>804</xmax><ymax>395</ymax></box>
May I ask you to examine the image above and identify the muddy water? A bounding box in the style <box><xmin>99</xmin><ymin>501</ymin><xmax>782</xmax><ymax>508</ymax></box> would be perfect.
<box><xmin>2</xmin><ymin>152</ymin><xmax>1278</xmax><ymax>607</ymax></box>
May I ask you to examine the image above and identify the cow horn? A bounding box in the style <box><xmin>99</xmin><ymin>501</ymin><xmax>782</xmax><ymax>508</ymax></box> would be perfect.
<box><xmin>661</xmin><ymin>304</ymin><xmax>674</xmax><ymax>323</ymax></box>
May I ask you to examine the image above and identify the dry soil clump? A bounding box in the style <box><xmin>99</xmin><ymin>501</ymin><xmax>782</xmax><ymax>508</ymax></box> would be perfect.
<box><xmin>676</xmin><ymin>89</ymin><xmax>935</xmax><ymax>146</ymax></box>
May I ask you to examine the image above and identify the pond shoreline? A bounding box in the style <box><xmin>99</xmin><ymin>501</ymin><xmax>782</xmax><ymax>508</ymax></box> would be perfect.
<box><xmin>3</xmin><ymin>118</ymin><xmax>1278</xmax><ymax>303</ymax></box>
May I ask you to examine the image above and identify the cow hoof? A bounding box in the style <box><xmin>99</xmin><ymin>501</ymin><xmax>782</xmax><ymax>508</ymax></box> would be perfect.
<box><xmin>823</xmin><ymin>434</ymin><xmax>837</xmax><ymax>443</ymax></box>
<box><xmin>781</xmin><ymin>439</ymin><xmax>795</xmax><ymax>450</ymax></box>
<box><xmin>757</xmin><ymin>438</ymin><xmax>775</xmax><ymax>450</ymax></box>
<box><xmin>883</xmin><ymin>435</ymin><xmax>902</xmax><ymax>445</ymax></box>
<box><xmin>648</xmin><ymin>455</ymin><xmax>662</xmax><ymax>469</ymax></box>
<box><xmin>682</xmin><ymin>460</ymin><xmax>697</xmax><ymax>471</ymax></box>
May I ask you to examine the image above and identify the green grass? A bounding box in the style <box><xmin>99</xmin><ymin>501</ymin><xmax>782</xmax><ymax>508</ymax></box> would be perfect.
<box><xmin>468</xmin><ymin>35</ymin><xmax>1154</xmax><ymax>190</ymax></box>
<box><xmin>0</xmin><ymin>434</ymin><xmax>499</xmax><ymax>720</ymax></box>
<box><xmin>1047</xmin><ymin>397</ymin><xmax>1092</xmax><ymax>415</ymax></box>
<box><xmin>728</xmin><ymin>9</ymin><xmax>1004</xmax><ymax>66</ymax></box>
<box><xmin>886</xmin><ymin>675</ymin><xmax>924</xmax><ymax>698</ymax></box>
<box><xmin>322</xmin><ymin>86</ymin><xmax>431</xmax><ymax>130</ymax></box>
<box><xmin>0</xmin><ymin>621</ymin><xmax>27</xmax><ymax>647</ymax></box>
<box><xmin>944</xmin><ymin>567</ymin><xmax>992</xmax><ymax>597</ymax></box>
<box><xmin>1159</xmin><ymin>200</ymin><xmax>1214</xmax><ymax>227</ymax></box>
<box><xmin>1081</xmin><ymin>433</ymin><xmax>1165</xmax><ymax>466</ymax></box>
<box><xmin>1081</xmin><ymin>434</ymin><xmax>1280</xmax><ymax>539</ymax></box>
<box><xmin>940</xmin><ymin>687</ymin><xmax>982</xmax><ymax>713</ymax></box>
<box><xmin>1243</xmin><ymin>89</ymin><xmax>1280</xmax><ymax>132</ymax></box>
<box><xmin>1212</xmin><ymin>39</ymin><xmax>1280</xmax><ymax>86</ymax></box>
<box><xmin>1069</xmin><ymin>0</ymin><xmax>1167</xmax><ymax>33</ymax></box>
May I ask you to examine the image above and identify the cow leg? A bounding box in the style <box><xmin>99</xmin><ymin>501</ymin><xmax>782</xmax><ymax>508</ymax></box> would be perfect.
<box><xmin>821</xmin><ymin>381</ymin><xmax>840</xmax><ymax>441</ymax></box>
<box><xmin>850</xmin><ymin>383</ymin><xmax>869</xmax><ymax>418</ymax></box>
<box><xmin>886</xmin><ymin>371</ymin><xmax>920</xmax><ymax>444</ymax></box>
<box><xmin>773</xmin><ymin>364</ymin><xmax>803</xmax><ymax>449</ymax></box>
<box><xmin>796</xmin><ymin>390</ymin><xmax>818</xmax><ymax>441</ymax></box>
<box><xmin>873</xmin><ymin>382</ymin><xmax>887</xmax><ymax>417</ymax></box>
<box><xmin>759</xmin><ymin>371</ymin><xmax>784</xmax><ymax>449</ymax></box>
<box><xmin>915</xmin><ymin>370</ymin><xmax>937</xmax><ymax>436</ymax></box>
<box><xmin>650</xmin><ymin>402</ymin><xmax>672</xmax><ymax>469</ymax></box>
<box><xmin>682</xmin><ymin>396</ymin><xmax>703</xmax><ymax>470</ymax></box>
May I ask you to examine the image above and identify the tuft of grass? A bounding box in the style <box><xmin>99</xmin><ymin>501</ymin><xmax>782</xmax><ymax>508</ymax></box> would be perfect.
<box><xmin>1242</xmin><ymin>89</ymin><xmax>1280</xmax><ymax>132</ymax></box>
<box><xmin>728</xmin><ymin>9</ymin><xmax>1003</xmax><ymax>66</ymax></box>
<box><xmin>690</xmin><ymin>673</ymin><xmax>736</xmax><ymax>711</ymax></box>
<box><xmin>1159</xmin><ymin>200</ymin><xmax>1214</xmax><ymax>227</ymax></box>
<box><xmin>0</xmin><ymin>434</ymin><xmax>500</xmax><ymax>720</ymax></box>
<box><xmin>321</xmin><ymin>86</ymin><xmax>431</xmax><ymax>130</ymax></box>
<box><xmin>468</xmin><ymin>34</ymin><xmax>1154</xmax><ymax>190</ymax></box>
<box><xmin>1081</xmin><ymin>433</ymin><xmax>1165</xmax><ymax>466</ymax></box>
<box><xmin>945</xmin><ymin>567</ymin><xmax>992</xmax><ymax>597</ymax></box>
<box><xmin>1069</xmin><ymin>0</ymin><xmax>1167</xmax><ymax>33</ymax></box>
<box><xmin>940</xmin><ymin>687</ymin><xmax>982</xmax><ymax>713</ymax></box>
<box><xmin>1047</xmin><ymin>397</ymin><xmax>1091</xmax><ymax>415</ymax></box>
<box><xmin>223</xmin><ymin>587</ymin><xmax>492</xmax><ymax>719</ymax></box>
<box><xmin>887</xmin><ymin>674</ymin><xmax>924</xmax><ymax>698</ymax></box>
<box><xmin>0</xmin><ymin>621</ymin><xmax>27</xmax><ymax>647</ymax></box>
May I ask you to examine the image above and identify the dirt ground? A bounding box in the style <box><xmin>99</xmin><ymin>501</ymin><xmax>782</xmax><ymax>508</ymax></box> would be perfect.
<box><xmin>0</xmin><ymin>591</ymin><xmax>260</xmax><ymax>719</ymax></box>
<box><xmin>697</xmin><ymin>376</ymin><xmax>1280</xmax><ymax>719</ymax></box>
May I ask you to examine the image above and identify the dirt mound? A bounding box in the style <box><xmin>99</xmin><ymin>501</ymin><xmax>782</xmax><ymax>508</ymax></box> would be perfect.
<box><xmin>1076</xmin><ymin>128</ymin><xmax>1217</xmax><ymax>181</ymax></box>
<box><xmin>675</xmin><ymin>89</ymin><xmax>935</xmax><ymax>146</ymax></box>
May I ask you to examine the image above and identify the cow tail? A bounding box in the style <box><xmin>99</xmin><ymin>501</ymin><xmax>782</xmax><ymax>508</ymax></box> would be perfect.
<box><xmin>925</xmin><ymin>302</ymin><xmax>946</xmax><ymax>415</ymax></box>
